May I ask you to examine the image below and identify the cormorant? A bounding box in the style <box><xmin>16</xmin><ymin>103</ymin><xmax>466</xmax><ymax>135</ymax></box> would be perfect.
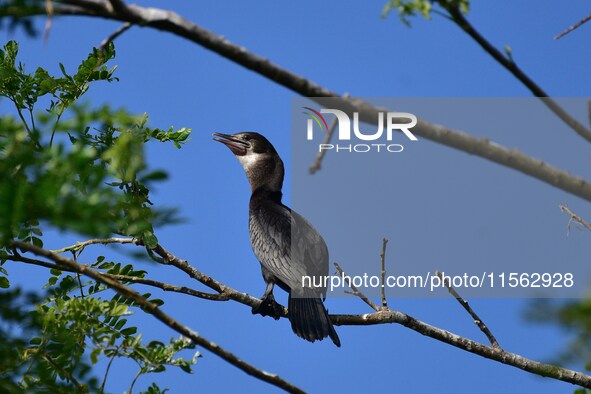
<box><xmin>213</xmin><ymin>132</ymin><xmax>340</xmax><ymax>347</ymax></box>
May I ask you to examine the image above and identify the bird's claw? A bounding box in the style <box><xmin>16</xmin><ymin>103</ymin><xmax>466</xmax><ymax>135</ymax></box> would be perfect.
<box><xmin>252</xmin><ymin>294</ymin><xmax>283</xmax><ymax>320</ymax></box>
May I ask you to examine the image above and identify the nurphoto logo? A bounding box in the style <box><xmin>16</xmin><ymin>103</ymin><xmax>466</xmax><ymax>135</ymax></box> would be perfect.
<box><xmin>303</xmin><ymin>107</ymin><xmax>418</xmax><ymax>153</ymax></box>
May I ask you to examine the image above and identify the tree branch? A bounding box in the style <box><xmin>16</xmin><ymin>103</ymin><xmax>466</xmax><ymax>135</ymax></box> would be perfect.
<box><xmin>331</xmin><ymin>309</ymin><xmax>591</xmax><ymax>388</ymax></box>
<box><xmin>99</xmin><ymin>21</ymin><xmax>131</xmax><ymax>49</ymax></box>
<box><xmin>8</xmin><ymin>253</ymin><xmax>228</xmax><ymax>301</ymax></box>
<box><xmin>333</xmin><ymin>261</ymin><xmax>380</xmax><ymax>311</ymax></box>
<box><xmin>8</xmin><ymin>240</ymin><xmax>591</xmax><ymax>389</ymax></box>
<box><xmin>436</xmin><ymin>271</ymin><xmax>500</xmax><ymax>348</ymax></box>
<box><xmin>308</xmin><ymin>93</ymin><xmax>348</xmax><ymax>174</ymax></box>
<box><xmin>443</xmin><ymin>5</ymin><xmax>591</xmax><ymax>143</ymax></box>
<box><xmin>560</xmin><ymin>204</ymin><xmax>591</xmax><ymax>233</ymax></box>
<box><xmin>379</xmin><ymin>238</ymin><xmax>388</xmax><ymax>309</ymax></box>
<box><xmin>554</xmin><ymin>12</ymin><xmax>591</xmax><ymax>40</ymax></box>
<box><xmin>50</xmin><ymin>237</ymin><xmax>138</xmax><ymax>253</ymax></box>
<box><xmin>10</xmin><ymin>240</ymin><xmax>305</xmax><ymax>394</ymax></box>
<box><xmin>3</xmin><ymin>1</ymin><xmax>591</xmax><ymax>389</ymax></box>
<box><xmin>5</xmin><ymin>0</ymin><xmax>591</xmax><ymax>202</ymax></box>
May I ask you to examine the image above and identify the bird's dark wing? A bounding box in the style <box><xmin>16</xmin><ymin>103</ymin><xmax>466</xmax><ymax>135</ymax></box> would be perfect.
<box><xmin>249</xmin><ymin>202</ymin><xmax>329</xmax><ymax>294</ymax></box>
<box><xmin>290</xmin><ymin>209</ymin><xmax>329</xmax><ymax>280</ymax></box>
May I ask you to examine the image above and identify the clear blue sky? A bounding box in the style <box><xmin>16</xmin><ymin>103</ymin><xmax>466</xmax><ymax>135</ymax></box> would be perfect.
<box><xmin>2</xmin><ymin>1</ymin><xmax>591</xmax><ymax>393</ymax></box>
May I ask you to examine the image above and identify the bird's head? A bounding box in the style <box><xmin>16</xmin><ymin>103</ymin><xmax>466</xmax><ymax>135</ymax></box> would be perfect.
<box><xmin>213</xmin><ymin>132</ymin><xmax>284</xmax><ymax>193</ymax></box>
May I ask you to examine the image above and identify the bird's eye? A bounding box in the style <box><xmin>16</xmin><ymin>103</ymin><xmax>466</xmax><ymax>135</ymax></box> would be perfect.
<box><xmin>242</xmin><ymin>135</ymin><xmax>251</xmax><ymax>141</ymax></box>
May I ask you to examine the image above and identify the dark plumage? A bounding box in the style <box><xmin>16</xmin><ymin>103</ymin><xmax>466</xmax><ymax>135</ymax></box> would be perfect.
<box><xmin>213</xmin><ymin>132</ymin><xmax>340</xmax><ymax>347</ymax></box>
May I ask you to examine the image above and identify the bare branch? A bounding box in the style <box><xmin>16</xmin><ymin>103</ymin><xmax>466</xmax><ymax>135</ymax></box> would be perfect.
<box><xmin>560</xmin><ymin>204</ymin><xmax>591</xmax><ymax>233</ymax></box>
<box><xmin>3</xmin><ymin>2</ymin><xmax>591</xmax><ymax>389</ymax></box>
<box><xmin>99</xmin><ymin>21</ymin><xmax>131</xmax><ymax>50</ymax></box>
<box><xmin>9</xmin><ymin>252</ymin><xmax>229</xmax><ymax>301</ymax></box>
<box><xmin>308</xmin><ymin>115</ymin><xmax>337</xmax><ymax>174</ymax></box>
<box><xmin>8</xmin><ymin>241</ymin><xmax>591</xmax><ymax>388</ymax></box>
<box><xmin>331</xmin><ymin>309</ymin><xmax>591</xmax><ymax>388</ymax></box>
<box><xmin>333</xmin><ymin>262</ymin><xmax>380</xmax><ymax>312</ymax></box>
<box><xmin>10</xmin><ymin>240</ymin><xmax>305</xmax><ymax>394</ymax></box>
<box><xmin>444</xmin><ymin>6</ymin><xmax>591</xmax><ymax>144</ymax></box>
<box><xmin>51</xmin><ymin>237</ymin><xmax>138</xmax><ymax>254</ymax></box>
<box><xmin>149</xmin><ymin>243</ymin><xmax>286</xmax><ymax>313</ymax></box>
<box><xmin>436</xmin><ymin>271</ymin><xmax>500</xmax><ymax>348</ymax></box>
<box><xmin>379</xmin><ymin>238</ymin><xmax>388</xmax><ymax>309</ymax></box>
<box><xmin>308</xmin><ymin>93</ymin><xmax>349</xmax><ymax>174</ymax></box>
<box><xmin>554</xmin><ymin>12</ymin><xmax>591</xmax><ymax>40</ymax></box>
<box><xmin>43</xmin><ymin>0</ymin><xmax>54</xmax><ymax>42</ymax></box>
<box><xmin>8</xmin><ymin>1</ymin><xmax>591</xmax><ymax>201</ymax></box>
<box><xmin>106</xmin><ymin>274</ymin><xmax>228</xmax><ymax>301</ymax></box>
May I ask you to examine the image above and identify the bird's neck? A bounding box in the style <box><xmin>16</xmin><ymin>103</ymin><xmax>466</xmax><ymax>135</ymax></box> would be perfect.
<box><xmin>243</xmin><ymin>154</ymin><xmax>284</xmax><ymax>195</ymax></box>
<box><xmin>251</xmin><ymin>188</ymin><xmax>283</xmax><ymax>205</ymax></box>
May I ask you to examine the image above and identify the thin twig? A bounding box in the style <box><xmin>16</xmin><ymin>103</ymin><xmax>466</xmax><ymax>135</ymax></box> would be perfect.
<box><xmin>308</xmin><ymin>93</ymin><xmax>349</xmax><ymax>174</ymax></box>
<box><xmin>8</xmin><ymin>254</ymin><xmax>238</xmax><ymax>302</ymax></box>
<box><xmin>333</xmin><ymin>262</ymin><xmax>380</xmax><ymax>311</ymax></box>
<box><xmin>444</xmin><ymin>6</ymin><xmax>591</xmax><ymax>144</ymax></box>
<box><xmin>11</xmin><ymin>241</ymin><xmax>305</xmax><ymax>394</ymax></box>
<box><xmin>150</xmin><ymin>243</ymin><xmax>286</xmax><ymax>313</ymax></box>
<box><xmin>73</xmin><ymin>252</ymin><xmax>85</xmax><ymax>298</ymax></box>
<box><xmin>99</xmin><ymin>22</ymin><xmax>132</xmax><ymax>50</ymax></box>
<box><xmin>308</xmin><ymin>115</ymin><xmax>337</xmax><ymax>174</ymax></box>
<box><xmin>560</xmin><ymin>204</ymin><xmax>591</xmax><ymax>233</ymax></box>
<box><xmin>13</xmin><ymin>101</ymin><xmax>41</xmax><ymax>149</ymax></box>
<box><xmin>554</xmin><ymin>12</ymin><xmax>591</xmax><ymax>40</ymax></box>
<box><xmin>42</xmin><ymin>353</ymin><xmax>86</xmax><ymax>391</ymax></box>
<box><xmin>436</xmin><ymin>271</ymin><xmax>500</xmax><ymax>348</ymax></box>
<box><xmin>99</xmin><ymin>345</ymin><xmax>120</xmax><ymax>394</ymax></box>
<box><xmin>43</xmin><ymin>0</ymin><xmax>53</xmax><ymax>42</ymax></box>
<box><xmin>379</xmin><ymin>238</ymin><xmax>389</xmax><ymax>309</ymax></box>
<box><xmin>51</xmin><ymin>237</ymin><xmax>138</xmax><ymax>253</ymax></box>
<box><xmin>106</xmin><ymin>274</ymin><xmax>229</xmax><ymax>301</ymax></box>
<box><xmin>128</xmin><ymin>368</ymin><xmax>141</xmax><ymax>394</ymax></box>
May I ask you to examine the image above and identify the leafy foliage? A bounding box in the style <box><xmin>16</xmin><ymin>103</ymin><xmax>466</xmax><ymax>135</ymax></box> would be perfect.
<box><xmin>0</xmin><ymin>40</ymin><xmax>191</xmax><ymax>247</ymax></box>
<box><xmin>382</xmin><ymin>0</ymin><xmax>470</xmax><ymax>25</ymax></box>
<box><xmin>0</xmin><ymin>271</ymin><xmax>198</xmax><ymax>393</ymax></box>
<box><xmin>0</xmin><ymin>40</ymin><xmax>196</xmax><ymax>393</ymax></box>
<box><xmin>0</xmin><ymin>288</ymin><xmax>98</xmax><ymax>393</ymax></box>
<box><xmin>526</xmin><ymin>299</ymin><xmax>591</xmax><ymax>369</ymax></box>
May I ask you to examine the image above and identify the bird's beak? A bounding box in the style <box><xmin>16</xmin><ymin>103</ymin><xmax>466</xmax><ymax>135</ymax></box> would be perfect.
<box><xmin>212</xmin><ymin>132</ymin><xmax>249</xmax><ymax>156</ymax></box>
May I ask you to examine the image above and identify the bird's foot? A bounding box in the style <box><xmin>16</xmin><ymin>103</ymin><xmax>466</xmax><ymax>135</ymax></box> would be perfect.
<box><xmin>252</xmin><ymin>294</ymin><xmax>283</xmax><ymax>320</ymax></box>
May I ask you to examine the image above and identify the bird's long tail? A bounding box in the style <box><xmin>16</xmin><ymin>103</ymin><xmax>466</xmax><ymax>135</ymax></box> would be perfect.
<box><xmin>288</xmin><ymin>290</ymin><xmax>341</xmax><ymax>347</ymax></box>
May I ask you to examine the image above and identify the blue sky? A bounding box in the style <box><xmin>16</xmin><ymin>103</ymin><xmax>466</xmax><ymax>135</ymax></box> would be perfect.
<box><xmin>2</xmin><ymin>1</ymin><xmax>591</xmax><ymax>393</ymax></box>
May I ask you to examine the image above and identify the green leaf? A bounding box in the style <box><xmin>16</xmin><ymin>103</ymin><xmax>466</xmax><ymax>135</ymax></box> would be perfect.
<box><xmin>0</xmin><ymin>276</ymin><xmax>9</xmax><ymax>288</ymax></box>
<box><xmin>150</xmin><ymin>298</ymin><xmax>164</xmax><ymax>307</ymax></box>
<box><xmin>90</xmin><ymin>347</ymin><xmax>102</xmax><ymax>364</ymax></box>
<box><xmin>179</xmin><ymin>362</ymin><xmax>192</xmax><ymax>374</ymax></box>
<box><xmin>120</xmin><ymin>326</ymin><xmax>138</xmax><ymax>336</ymax></box>
<box><xmin>102</xmin><ymin>131</ymin><xmax>144</xmax><ymax>182</ymax></box>
<box><xmin>142</xmin><ymin>231</ymin><xmax>159</xmax><ymax>249</ymax></box>
<box><xmin>111</xmin><ymin>303</ymin><xmax>129</xmax><ymax>317</ymax></box>
<box><xmin>50</xmin><ymin>268</ymin><xmax>62</xmax><ymax>276</ymax></box>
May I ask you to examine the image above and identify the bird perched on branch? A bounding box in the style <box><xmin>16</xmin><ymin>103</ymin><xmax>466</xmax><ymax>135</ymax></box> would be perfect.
<box><xmin>213</xmin><ymin>132</ymin><xmax>340</xmax><ymax>347</ymax></box>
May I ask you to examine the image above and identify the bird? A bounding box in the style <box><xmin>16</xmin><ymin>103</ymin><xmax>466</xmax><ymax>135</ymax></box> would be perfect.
<box><xmin>213</xmin><ymin>131</ymin><xmax>340</xmax><ymax>347</ymax></box>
